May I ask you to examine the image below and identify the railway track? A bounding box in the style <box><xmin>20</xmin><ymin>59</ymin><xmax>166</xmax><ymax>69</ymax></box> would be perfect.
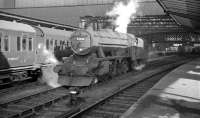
<box><xmin>0</xmin><ymin>87</ymin><xmax>79</xmax><ymax>118</ymax></box>
<box><xmin>68</xmin><ymin>59</ymin><xmax>191</xmax><ymax>118</ymax></box>
<box><xmin>0</xmin><ymin>56</ymin><xmax>192</xmax><ymax>118</ymax></box>
<box><xmin>70</xmin><ymin>71</ymin><xmax>170</xmax><ymax>118</ymax></box>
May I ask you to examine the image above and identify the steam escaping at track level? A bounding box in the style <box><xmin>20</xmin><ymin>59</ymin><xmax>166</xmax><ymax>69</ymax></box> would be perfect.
<box><xmin>38</xmin><ymin>43</ymin><xmax>61</xmax><ymax>88</ymax></box>
<box><xmin>106</xmin><ymin>0</ymin><xmax>138</xmax><ymax>33</ymax></box>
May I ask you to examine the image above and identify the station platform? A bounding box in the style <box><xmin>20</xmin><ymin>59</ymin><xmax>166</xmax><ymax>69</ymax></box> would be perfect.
<box><xmin>121</xmin><ymin>58</ymin><xmax>200</xmax><ymax>118</ymax></box>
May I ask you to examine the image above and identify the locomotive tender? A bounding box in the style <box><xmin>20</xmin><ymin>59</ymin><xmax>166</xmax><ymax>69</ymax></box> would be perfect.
<box><xmin>56</xmin><ymin>27</ymin><xmax>148</xmax><ymax>87</ymax></box>
<box><xmin>0</xmin><ymin>20</ymin><xmax>72</xmax><ymax>85</ymax></box>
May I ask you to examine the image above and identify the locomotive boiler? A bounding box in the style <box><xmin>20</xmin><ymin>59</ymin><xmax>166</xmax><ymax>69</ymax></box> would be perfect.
<box><xmin>55</xmin><ymin>27</ymin><xmax>147</xmax><ymax>87</ymax></box>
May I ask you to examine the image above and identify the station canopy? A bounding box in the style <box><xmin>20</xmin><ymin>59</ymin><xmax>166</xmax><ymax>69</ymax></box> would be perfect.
<box><xmin>0</xmin><ymin>0</ymin><xmax>199</xmax><ymax>34</ymax></box>
<box><xmin>0</xmin><ymin>0</ymin><xmax>166</xmax><ymax>28</ymax></box>
<box><xmin>156</xmin><ymin>0</ymin><xmax>200</xmax><ymax>32</ymax></box>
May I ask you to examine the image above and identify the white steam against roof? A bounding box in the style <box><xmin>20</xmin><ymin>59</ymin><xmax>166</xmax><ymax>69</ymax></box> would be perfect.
<box><xmin>106</xmin><ymin>0</ymin><xmax>138</xmax><ymax>33</ymax></box>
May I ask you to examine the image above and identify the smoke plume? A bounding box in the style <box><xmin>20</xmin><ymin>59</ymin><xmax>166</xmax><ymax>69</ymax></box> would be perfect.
<box><xmin>106</xmin><ymin>0</ymin><xmax>138</xmax><ymax>33</ymax></box>
<box><xmin>38</xmin><ymin>43</ymin><xmax>61</xmax><ymax>88</ymax></box>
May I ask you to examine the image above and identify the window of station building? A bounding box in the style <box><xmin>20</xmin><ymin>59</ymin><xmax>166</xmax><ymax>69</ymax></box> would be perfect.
<box><xmin>46</xmin><ymin>39</ymin><xmax>50</xmax><ymax>50</ymax></box>
<box><xmin>17</xmin><ymin>36</ymin><xmax>21</xmax><ymax>51</ymax></box>
<box><xmin>28</xmin><ymin>37</ymin><xmax>33</xmax><ymax>51</ymax></box>
<box><xmin>22</xmin><ymin>35</ymin><xmax>27</xmax><ymax>51</ymax></box>
<box><xmin>4</xmin><ymin>35</ymin><xmax>9</xmax><ymax>51</ymax></box>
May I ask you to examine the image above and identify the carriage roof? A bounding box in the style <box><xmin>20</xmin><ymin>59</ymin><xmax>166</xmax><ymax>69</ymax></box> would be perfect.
<box><xmin>0</xmin><ymin>20</ymin><xmax>36</xmax><ymax>33</ymax></box>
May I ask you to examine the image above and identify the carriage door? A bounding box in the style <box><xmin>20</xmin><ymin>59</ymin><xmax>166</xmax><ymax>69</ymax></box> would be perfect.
<box><xmin>34</xmin><ymin>34</ymin><xmax>46</xmax><ymax>64</ymax></box>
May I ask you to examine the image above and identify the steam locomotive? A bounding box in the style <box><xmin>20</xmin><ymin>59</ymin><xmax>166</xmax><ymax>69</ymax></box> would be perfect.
<box><xmin>55</xmin><ymin>27</ymin><xmax>148</xmax><ymax>87</ymax></box>
<box><xmin>0</xmin><ymin>20</ymin><xmax>73</xmax><ymax>86</ymax></box>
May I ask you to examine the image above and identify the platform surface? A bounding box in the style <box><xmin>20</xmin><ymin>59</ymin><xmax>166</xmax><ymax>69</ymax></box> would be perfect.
<box><xmin>121</xmin><ymin>58</ymin><xmax>200</xmax><ymax>118</ymax></box>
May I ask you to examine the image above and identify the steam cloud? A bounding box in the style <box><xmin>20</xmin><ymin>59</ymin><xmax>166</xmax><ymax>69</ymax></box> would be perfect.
<box><xmin>38</xmin><ymin>43</ymin><xmax>61</xmax><ymax>88</ymax></box>
<box><xmin>106</xmin><ymin>0</ymin><xmax>138</xmax><ymax>33</ymax></box>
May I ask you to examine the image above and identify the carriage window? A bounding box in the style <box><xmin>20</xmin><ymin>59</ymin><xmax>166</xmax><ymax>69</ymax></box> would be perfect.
<box><xmin>62</xmin><ymin>41</ymin><xmax>65</xmax><ymax>49</ymax></box>
<box><xmin>66</xmin><ymin>40</ymin><xmax>70</xmax><ymax>47</ymax></box>
<box><xmin>17</xmin><ymin>36</ymin><xmax>21</xmax><ymax>51</ymax></box>
<box><xmin>46</xmin><ymin>39</ymin><xmax>49</xmax><ymax>50</ymax></box>
<box><xmin>60</xmin><ymin>40</ymin><xmax>62</xmax><ymax>46</ymax></box>
<box><xmin>54</xmin><ymin>40</ymin><xmax>57</xmax><ymax>47</ymax></box>
<box><xmin>50</xmin><ymin>39</ymin><xmax>53</xmax><ymax>49</ymax></box>
<box><xmin>60</xmin><ymin>40</ymin><xmax>63</xmax><ymax>50</ymax></box>
<box><xmin>28</xmin><ymin>37</ymin><xmax>33</xmax><ymax>51</ymax></box>
<box><xmin>0</xmin><ymin>32</ymin><xmax>2</xmax><ymax>51</ymax></box>
<box><xmin>4</xmin><ymin>35</ymin><xmax>9</xmax><ymax>51</ymax></box>
<box><xmin>64</xmin><ymin>41</ymin><xmax>68</xmax><ymax>48</ymax></box>
<box><xmin>22</xmin><ymin>35</ymin><xmax>27</xmax><ymax>51</ymax></box>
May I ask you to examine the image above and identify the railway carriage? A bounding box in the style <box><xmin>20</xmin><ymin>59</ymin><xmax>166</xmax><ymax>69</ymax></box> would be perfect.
<box><xmin>0</xmin><ymin>20</ymin><xmax>36</xmax><ymax>70</ymax></box>
<box><xmin>0</xmin><ymin>20</ymin><xmax>37</xmax><ymax>84</ymax></box>
<box><xmin>0</xmin><ymin>20</ymin><xmax>73</xmax><ymax>86</ymax></box>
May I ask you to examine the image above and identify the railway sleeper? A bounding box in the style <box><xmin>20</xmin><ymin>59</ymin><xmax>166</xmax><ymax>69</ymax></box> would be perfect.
<box><xmin>103</xmin><ymin>102</ymin><xmax>130</xmax><ymax>109</ymax></box>
<box><xmin>34</xmin><ymin>110</ymin><xmax>63</xmax><ymax>118</ymax></box>
<box><xmin>2</xmin><ymin>106</ymin><xmax>33</xmax><ymax>118</ymax></box>
<box><xmin>117</xmin><ymin>93</ymin><xmax>143</xmax><ymax>98</ymax></box>
<box><xmin>112</xmin><ymin>96</ymin><xmax>139</xmax><ymax>102</ymax></box>
<box><xmin>110</xmin><ymin>99</ymin><xmax>135</xmax><ymax>105</ymax></box>
<box><xmin>96</xmin><ymin>105</ymin><xmax>128</xmax><ymax>113</ymax></box>
<box><xmin>48</xmin><ymin>105</ymin><xmax>71</xmax><ymax>112</ymax></box>
<box><xmin>121</xmin><ymin>90</ymin><xmax>148</xmax><ymax>96</ymax></box>
<box><xmin>11</xmin><ymin>101</ymin><xmax>52</xmax><ymax>113</ymax></box>
<box><xmin>86</xmin><ymin>109</ymin><xmax>121</xmax><ymax>118</ymax></box>
<box><xmin>0</xmin><ymin>108</ymin><xmax>20</xmax><ymax>118</ymax></box>
<box><xmin>35</xmin><ymin>106</ymin><xmax>79</xmax><ymax>118</ymax></box>
<box><xmin>81</xmin><ymin>115</ymin><xmax>103</xmax><ymax>118</ymax></box>
<box><xmin>119</xmin><ymin>93</ymin><xmax>145</xmax><ymax>98</ymax></box>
